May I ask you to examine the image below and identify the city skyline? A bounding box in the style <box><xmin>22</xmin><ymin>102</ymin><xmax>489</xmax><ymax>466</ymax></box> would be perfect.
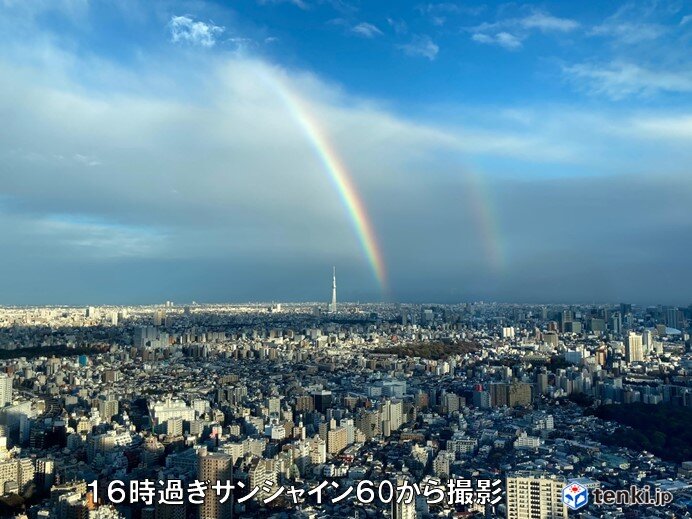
<box><xmin>1</xmin><ymin>1</ymin><xmax>691</xmax><ymax>304</ymax></box>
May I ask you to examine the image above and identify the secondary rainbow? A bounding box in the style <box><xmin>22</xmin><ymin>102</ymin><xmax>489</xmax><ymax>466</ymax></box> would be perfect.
<box><xmin>464</xmin><ymin>169</ymin><xmax>504</xmax><ymax>273</ymax></box>
<box><xmin>261</xmin><ymin>70</ymin><xmax>388</xmax><ymax>292</ymax></box>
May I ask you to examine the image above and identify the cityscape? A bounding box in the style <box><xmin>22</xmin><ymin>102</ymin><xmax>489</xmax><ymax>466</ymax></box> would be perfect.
<box><xmin>0</xmin><ymin>277</ymin><xmax>690</xmax><ymax>517</ymax></box>
<box><xmin>2</xmin><ymin>0</ymin><xmax>692</xmax><ymax>518</ymax></box>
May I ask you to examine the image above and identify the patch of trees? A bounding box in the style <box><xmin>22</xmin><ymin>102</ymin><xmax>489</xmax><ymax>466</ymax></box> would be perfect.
<box><xmin>590</xmin><ymin>403</ymin><xmax>692</xmax><ymax>463</ymax></box>
<box><xmin>372</xmin><ymin>341</ymin><xmax>477</xmax><ymax>360</ymax></box>
<box><xmin>0</xmin><ymin>344</ymin><xmax>105</xmax><ymax>361</ymax></box>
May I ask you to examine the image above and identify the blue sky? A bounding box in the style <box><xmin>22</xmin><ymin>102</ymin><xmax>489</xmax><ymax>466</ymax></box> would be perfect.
<box><xmin>0</xmin><ymin>0</ymin><xmax>691</xmax><ymax>305</ymax></box>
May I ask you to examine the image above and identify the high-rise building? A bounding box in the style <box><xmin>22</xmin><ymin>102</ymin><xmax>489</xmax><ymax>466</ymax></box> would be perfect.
<box><xmin>153</xmin><ymin>309</ymin><xmax>166</xmax><ymax>327</ymax></box>
<box><xmin>506</xmin><ymin>472</ymin><xmax>567</xmax><ymax>519</ymax></box>
<box><xmin>35</xmin><ymin>458</ymin><xmax>55</xmax><ymax>492</ymax></box>
<box><xmin>97</xmin><ymin>395</ymin><xmax>118</xmax><ymax>423</ymax></box>
<box><xmin>610</xmin><ymin>312</ymin><xmax>622</xmax><ymax>334</ymax></box>
<box><xmin>536</xmin><ymin>373</ymin><xmax>549</xmax><ymax>396</ymax></box>
<box><xmin>198</xmin><ymin>448</ymin><xmax>233</xmax><ymax>519</ymax></box>
<box><xmin>328</xmin><ymin>267</ymin><xmax>337</xmax><ymax>313</ymax></box>
<box><xmin>489</xmin><ymin>382</ymin><xmax>532</xmax><ymax>408</ymax></box>
<box><xmin>665</xmin><ymin>307</ymin><xmax>680</xmax><ymax>329</ymax></box>
<box><xmin>0</xmin><ymin>374</ymin><xmax>12</xmax><ymax>407</ymax></box>
<box><xmin>589</xmin><ymin>318</ymin><xmax>606</xmax><ymax>333</ymax></box>
<box><xmin>626</xmin><ymin>332</ymin><xmax>644</xmax><ymax>363</ymax></box>
<box><xmin>327</xmin><ymin>427</ymin><xmax>348</xmax><ymax>455</ymax></box>
<box><xmin>392</xmin><ymin>476</ymin><xmax>417</xmax><ymax>519</ymax></box>
<box><xmin>642</xmin><ymin>329</ymin><xmax>654</xmax><ymax>353</ymax></box>
<box><xmin>313</xmin><ymin>390</ymin><xmax>332</xmax><ymax>414</ymax></box>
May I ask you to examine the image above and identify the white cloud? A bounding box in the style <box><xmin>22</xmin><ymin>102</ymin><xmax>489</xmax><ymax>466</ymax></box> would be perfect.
<box><xmin>398</xmin><ymin>35</ymin><xmax>439</xmax><ymax>60</ymax></box>
<box><xmin>73</xmin><ymin>153</ymin><xmax>101</xmax><ymax>167</ymax></box>
<box><xmin>587</xmin><ymin>3</ymin><xmax>671</xmax><ymax>45</ymax></box>
<box><xmin>564</xmin><ymin>61</ymin><xmax>692</xmax><ymax>99</ymax></box>
<box><xmin>519</xmin><ymin>12</ymin><xmax>580</xmax><ymax>32</ymax></box>
<box><xmin>387</xmin><ymin>17</ymin><xmax>408</xmax><ymax>35</ymax></box>
<box><xmin>627</xmin><ymin>115</ymin><xmax>692</xmax><ymax>140</ymax></box>
<box><xmin>416</xmin><ymin>2</ymin><xmax>484</xmax><ymax>24</ymax></box>
<box><xmin>472</xmin><ymin>31</ymin><xmax>523</xmax><ymax>50</ymax></box>
<box><xmin>682</xmin><ymin>14</ymin><xmax>692</xmax><ymax>26</ymax></box>
<box><xmin>351</xmin><ymin>22</ymin><xmax>383</xmax><ymax>38</ymax></box>
<box><xmin>468</xmin><ymin>9</ymin><xmax>578</xmax><ymax>50</ymax></box>
<box><xmin>168</xmin><ymin>15</ymin><xmax>224</xmax><ymax>48</ymax></box>
<box><xmin>257</xmin><ymin>0</ymin><xmax>308</xmax><ymax>9</ymax></box>
<box><xmin>589</xmin><ymin>21</ymin><xmax>666</xmax><ymax>44</ymax></box>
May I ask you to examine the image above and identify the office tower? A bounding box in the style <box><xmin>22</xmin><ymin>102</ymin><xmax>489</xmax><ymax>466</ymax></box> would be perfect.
<box><xmin>626</xmin><ymin>332</ymin><xmax>644</xmax><ymax>363</ymax></box>
<box><xmin>665</xmin><ymin>307</ymin><xmax>679</xmax><ymax>329</ymax></box>
<box><xmin>560</xmin><ymin>310</ymin><xmax>572</xmax><ymax>332</ymax></box>
<box><xmin>0</xmin><ymin>374</ymin><xmax>12</xmax><ymax>407</ymax></box>
<box><xmin>392</xmin><ymin>476</ymin><xmax>417</xmax><ymax>519</ymax></box>
<box><xmin>489</xmin><ymin>382</ymin><xmax>531</xmax><ymax>408</ymax></box>
<box><xmin>313</xmin><ymin>390</ymin><xmax>332</xmax><ymax>413</ymax></box>
<box><xmin>328</xmin><ymin>267</ymin><xmax>337</xmax><ymax>313</ymax></box>
<box><xmin>506</xmin><ymin>472</ymin><xmax>567</xmax><ymax>519</ymax></box>
<box><xmin>642</xmin><ymin>329</ymin><xmax>654</xmax><ymax>354</ymax></box>
<box><xmin>154</xmin><ymin>309</ymin><xmax>166</xmax><ymax>327</ymax></box>
<box><xmin>198</xmin><ymin>447</ymin><xmax>233</xmax><ymax>519</ymax></box>
<box><xmin>564</xmin><ymin>321</ymin><xmax>582</xmax><ymax>333</ymax></box>
<box><xmin>589</xmin><ymin>318</ymin><xmax>605</xmax><ymax>333</ymax></box>
<box><xmin>536</xmin><ymin>372</ymin><xmax>549</xmax><ymax>396</ymax></box>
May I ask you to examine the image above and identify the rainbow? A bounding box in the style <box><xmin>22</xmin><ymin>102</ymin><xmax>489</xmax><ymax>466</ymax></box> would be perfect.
<box><xmin>260</xmin><ymin>69</ymin><xmax>388</xmax><ymax>292</ymax></box>
<box><xmin>464</xmin><ymin>169</ymin><xmax>504</xmax><ymax>273</ymax></box>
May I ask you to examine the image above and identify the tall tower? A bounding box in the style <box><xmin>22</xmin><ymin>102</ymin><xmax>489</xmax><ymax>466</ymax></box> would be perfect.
<box><xmin>198</xmin><ymin>447</ymin><xmax>233</xmax><ymax>519</ymax></box>
<box><xmin>0</xmin><ymin>374</ymin><xmax>12</xmax><ymax>407</ymax></box>
<box><xmin>329</xmin><ymin>266</ymin><xmax>337</xmax><ymax>313</ymax></box>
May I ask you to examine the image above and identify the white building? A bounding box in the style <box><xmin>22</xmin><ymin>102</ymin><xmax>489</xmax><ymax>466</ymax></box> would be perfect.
<box><xmin>506</xmin><ymin>472</ymin><xmax>567</xmax><ymax>519</ymax></box>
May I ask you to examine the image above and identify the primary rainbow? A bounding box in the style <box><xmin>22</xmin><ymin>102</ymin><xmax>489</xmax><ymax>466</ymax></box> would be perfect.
<box><xmin>261</xmin><ymin>69</ymin><xmax>388</xmax><ymax>292</ymax></box>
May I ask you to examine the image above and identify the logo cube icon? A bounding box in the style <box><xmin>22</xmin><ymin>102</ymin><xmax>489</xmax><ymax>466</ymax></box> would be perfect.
<box><xmin>562</xmin><ymin>482</ymin><xmax>588</xmax><ymax>511</ymax></box>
